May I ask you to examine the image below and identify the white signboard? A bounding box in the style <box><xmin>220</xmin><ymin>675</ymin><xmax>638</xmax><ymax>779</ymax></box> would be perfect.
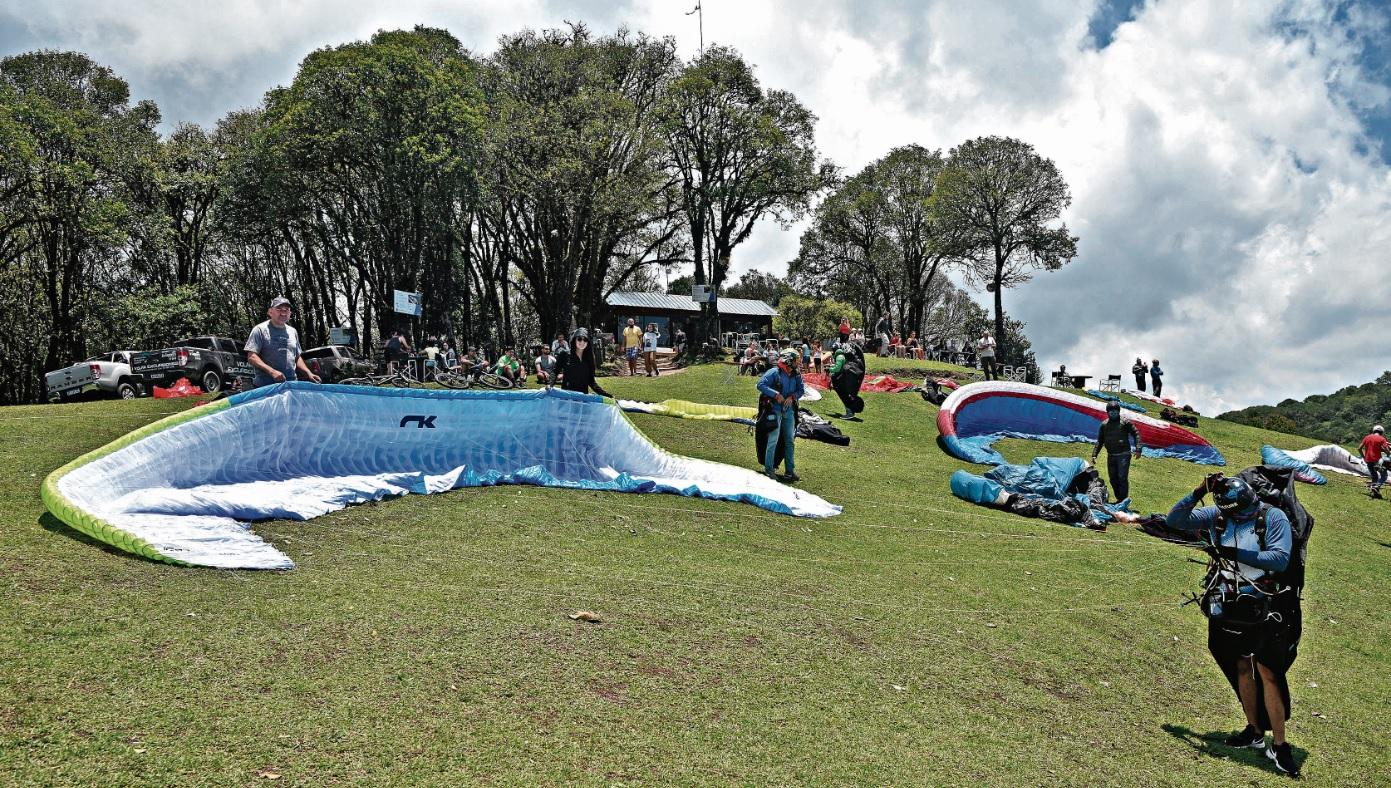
<box><xmin>329</xmin><ymin>326</ymin><xmax>355</xmax><ymax>346</ymax></box>
<box><xmin>393</xmin><ymin>290</ymin><xmax>422</xmax><ymax>316</ymax></box>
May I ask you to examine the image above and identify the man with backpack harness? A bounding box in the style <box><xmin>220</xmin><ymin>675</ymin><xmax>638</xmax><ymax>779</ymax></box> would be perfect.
<box><xmin>1091</xmin><ymin>401</ymin><xmax>1142</xmax><ymax>502</ymax></box>
<box><xmin>828</xmin><ymin>339</ymin><xmax>866</xmax><ymax>421</ymax></box>
<box><xmin>1166</xmin><ymin>473</ymin><xmax>1302</xmax><ymax>777</ymax></box>
<box><xmin>756</xmin><ymin>349</ymin><xmax>805</xmax><ymax>482</ymax></box>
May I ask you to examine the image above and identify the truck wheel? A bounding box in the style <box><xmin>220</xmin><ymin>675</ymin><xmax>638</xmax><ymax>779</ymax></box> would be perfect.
<box><xmin>117</xmin><ymin>380</ymin><xmax>139</xmax><ymax>400</ymax></box>
<box><xmin>201</xmin><ymin>369</ymin><xmax>223</xmax><ymax>393</ymax></box>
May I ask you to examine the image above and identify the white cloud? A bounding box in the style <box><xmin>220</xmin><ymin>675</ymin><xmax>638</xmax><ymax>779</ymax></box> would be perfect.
<box><xmin>3</xmin><ymin>0</ymin><xmax>1389</xmax><ymax>413</ymax></box>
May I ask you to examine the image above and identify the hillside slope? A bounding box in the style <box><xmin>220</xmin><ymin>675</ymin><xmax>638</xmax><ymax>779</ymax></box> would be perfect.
<box><xmin>2</xmin><ymin>364</ymin><xmax>1386</xmax><ymax>786</ymax></box>
<box><xmin>1219</xmin><ymin>371</ymin><xmax>1391</xmax><ymax>445</ymax></box>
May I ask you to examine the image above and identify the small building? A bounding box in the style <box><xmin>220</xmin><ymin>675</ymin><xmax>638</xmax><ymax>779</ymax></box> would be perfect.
<box><xmin>606</xmin><ymin>291</ymin><xmax>777</xmax><ymax>347</ymax></box>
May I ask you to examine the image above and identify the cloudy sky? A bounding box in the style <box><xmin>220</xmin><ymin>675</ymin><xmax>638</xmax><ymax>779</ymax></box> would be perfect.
<box><xmin>3</xmin><ymin>0</ymin><xmax>1388</xmax><ymax>413</ymax></box>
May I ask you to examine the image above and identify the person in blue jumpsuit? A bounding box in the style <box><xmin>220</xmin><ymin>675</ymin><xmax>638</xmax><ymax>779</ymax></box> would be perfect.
<box><xmin>757</xmin><ymin>349</ymin><xmax>806</xmax><ymax>482</ymax></box>
<box><xmin>1166</xmin><ymin>475</ymin><xmax>1300</xmax><ymax>777</ymax></box>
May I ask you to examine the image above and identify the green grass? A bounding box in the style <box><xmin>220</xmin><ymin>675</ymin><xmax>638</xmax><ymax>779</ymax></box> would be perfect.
<box><xmin>2</xmin><ymin>369</ymin><xmax>1387</xmax><ymax>785</ymax></box>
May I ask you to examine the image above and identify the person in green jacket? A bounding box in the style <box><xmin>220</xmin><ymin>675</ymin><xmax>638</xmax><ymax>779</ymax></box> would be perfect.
<box><xmin>495</xmin><ymin>346</ymin><xmax>524</xmax><ymax>387</ymax></box>
<box><xmin>1090</xmin><ymin>401</ymin><xmax>1142</xmax><ymax>501</ymax></box>
<box><xmin>829</xmin><ymin>340</ymin><xmax>866</xmax><ymax>420</ymax></box>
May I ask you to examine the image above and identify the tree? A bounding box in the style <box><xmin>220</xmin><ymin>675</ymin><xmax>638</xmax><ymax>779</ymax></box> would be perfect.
<box><xmin>228</xmin><ymin>27</ymin><xmax>485</xmax><ymax>347</ymax></box>
<box><xmin>666</xmin><ymin>273</ymin><xmax>693</xmax><ymax>296</ymax></box>
<box><xmin>773</xmin><ymin>295</ymin><xmax>860</xmax><ymax>342</ymax></box>
<box><xmin>481</xmin><ymin>25</ymin><xmax>684</xmax><ymax>343</ymax></box>
<box><xmin>0</xmin><ymin>51</ymin><xmax>162</xmax><ymax>404</ymax></box>
<box><xmin>659</xmin><ymin>45</ymin><xmax>833</xmax><ymax>348</ymax></box>
<box><xmin>790</xmin><ymin>144</ymin><xmax>956</xmax><ymax>336</ymax></box>
<box><xmin>157</xmin><ymin>123</ymin><xmax>222</xmax><ymax>289</ymax></box>
<box><xmin>723</xmin><ymin>268</ymin><xmax>790</xmax><ymax>305</ymax></box>
<box><xmin>931</xmin><ymin>135</ymin><xmax>1077</xmax><ymax>360</ymax></box>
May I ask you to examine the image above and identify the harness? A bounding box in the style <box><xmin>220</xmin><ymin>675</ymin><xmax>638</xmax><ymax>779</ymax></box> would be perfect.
<box><xmin>1195</xmin><ymin>503</ymin><xmax>1290</xmax><ymax>628</ymax></box>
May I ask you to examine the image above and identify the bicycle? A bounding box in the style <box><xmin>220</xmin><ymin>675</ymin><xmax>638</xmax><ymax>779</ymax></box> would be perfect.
<box><xmin>339</xmin><ymin>363</ymin><xmax>426</xmax><ymax>389</ymax></box>
<box><xmin>434</xmin><ymin>363</ymin><xmax>513</xmax><ymax>390</ymax></box>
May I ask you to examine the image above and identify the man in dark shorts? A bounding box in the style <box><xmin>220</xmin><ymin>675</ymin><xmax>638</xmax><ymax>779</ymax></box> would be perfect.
<box><xmin>1166</xmin><ymin>475</ymin><xmax>1300</xmax><ymax>777</ymax></box>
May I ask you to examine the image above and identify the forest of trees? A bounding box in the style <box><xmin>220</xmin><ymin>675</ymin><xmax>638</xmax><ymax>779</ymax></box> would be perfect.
<box><xmin>1219</xmin><ymin>371</ymin><xmax>1391</xmax><ymax>445</ymax></box>
<box><xmin>0</xmin><ymin>24</ymin><xmax>1076</xmax><ymax>405</ymax></box>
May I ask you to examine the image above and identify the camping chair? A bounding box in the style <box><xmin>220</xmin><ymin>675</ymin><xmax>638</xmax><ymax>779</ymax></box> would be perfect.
<box><xmin>1100</xmin><ymin>374</ymin><xmax>1122</xmax><ymax>392</ymax></box>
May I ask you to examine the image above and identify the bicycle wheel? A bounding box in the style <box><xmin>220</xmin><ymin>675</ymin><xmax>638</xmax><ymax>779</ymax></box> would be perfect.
<box><xmin>435</xmin><ymin>371</ymin><xmax>471</xmax><ymax>390</ymax></box>
<box><xmin>477</xmin><ymin>371</ymin><xmax>513</xmax><ymax>390</ymax></box>
<box><xmin>338</xmin><ymin>376</ymin><xmax>377</xmax><ymax>386</ymax></box>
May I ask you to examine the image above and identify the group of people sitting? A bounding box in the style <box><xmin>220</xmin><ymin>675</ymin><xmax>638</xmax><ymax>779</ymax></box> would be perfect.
<box><xmin>383</xmin><ymin>330</ymin><xmax>614</xmax><ymax>392</ymax></box>
<box><xmin>739</xmin><ymin>338</ymin><xmax>827</xmax><ymax>376</ymax></box>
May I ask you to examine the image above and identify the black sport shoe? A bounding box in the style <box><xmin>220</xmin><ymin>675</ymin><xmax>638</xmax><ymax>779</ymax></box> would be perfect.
<box><xmin>780</xmin><ymin>472</ymin><xmax>801</xmax><ymax>483</ymax></box>
<box><xmin>1266</xmin><ymin>742</ymin><xmax>1299</xmax><ymax>777</ymax></box>
<box><xmin>1225</xmin><ymin>725</ymin><xmax>1265</xmax><ymax>749</ymax></box>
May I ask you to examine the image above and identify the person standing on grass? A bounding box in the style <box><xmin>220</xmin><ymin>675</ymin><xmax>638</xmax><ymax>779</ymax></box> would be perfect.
<box><xmin>642</xmin><ymin>323</ymin><xmax>660</xmax><ymax>377</ymax></box>
<box><xmin>828</xmin><ymin>338</ymin><xmax>866</xmax><ymax>420</ymax></box>
<box><xmin>757</xmin><ymin>349</ymin><xmax>805</xmax><ymax>482</ymax></box>
<box><xmin>1150</xmin><ymin>359</ymin><xmax>1164</xmax><ymax>397</ymax></box>
<box><xmin>838</xmin><ymin>316</ymin><xmax>851</xmax><ymax>347</ymax></box>
<box><xmin>975</xmin><ymin>331</ymin><xmax>998</xmax><ymax>381</ymax></box>
<box><xmin>245</xmin><ymin>296</ymin><xmax>320</xmax><ymax>388</ymax></box>
<box><xmin>874</xmin><ymin>314</ymin><xmax>892</xmax><ymax>356</ymax></box>
<box><xmin>559</xmin><ymin>329</ymin><xmax>611</xmax><ymax>397</ymax></box>
<box><xmin>1165</xmin><ymin>475</ymin><xmax>1299</xmax><ymax>777</ymax></box>
<box><xmin>1132</xmin><ymin>357</ymin><xmax>1149</xmax><ymax>391</ymax></box>
<box><xmin>1090</xmin><ymin>401</ymin><xmax>1141</xmax><ymax>501</ymax></box>
<box><xmin>1359</xmin><ymin>424</ymin><xmax>1388</xmax><ymax>498</ymax></box>
<box><xmin>622</xmin><ymin>318</ymin><xmax>643</xmax><ymax>376</ymax></box>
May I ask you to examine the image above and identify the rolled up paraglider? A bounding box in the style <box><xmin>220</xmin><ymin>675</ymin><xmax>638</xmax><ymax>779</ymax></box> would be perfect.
<box><xmin>936</xmin><ymin>381</ymin><xmax>1224</xmax><ymax>466</ymax></box>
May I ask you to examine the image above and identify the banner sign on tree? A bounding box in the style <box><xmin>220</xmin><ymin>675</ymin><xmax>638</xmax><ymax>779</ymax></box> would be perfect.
<box><xmin>393</xmin><ymin>290</ymin><xmax>422</xmax><ymax>316</ymax></box>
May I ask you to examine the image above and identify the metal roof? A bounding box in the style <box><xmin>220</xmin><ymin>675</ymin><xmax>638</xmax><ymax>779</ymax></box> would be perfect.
<box><xmin>606</xmin><ymin>291</ymin><xmax>699</xmax><ymax>312</ymax></box>
<box><xmin>606</xmin><ymin>291</ymin><xmax>777</xmax><ymax>317</ymax></box>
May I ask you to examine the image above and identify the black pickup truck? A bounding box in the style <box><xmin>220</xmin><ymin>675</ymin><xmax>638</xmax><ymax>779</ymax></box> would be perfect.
<box><xmin>130</xmin><ymin>336</ymin><xmax>254</xmax><ymax>394</ymax></box>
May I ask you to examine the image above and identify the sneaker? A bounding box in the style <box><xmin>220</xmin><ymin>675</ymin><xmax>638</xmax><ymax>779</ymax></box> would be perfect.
<box><xmin>1372</xmin><ymin>488</ymin><xmax>1384</xmax><ymax>499</ymax></box>
<box><xmin>1266</xmin><ymin>742</ymin><xmax>1299</xmax><ymax>777</ymax></box>
<box><xmin>1225</xmin><ymin>725</ymin><xmax>1265</xmax><ymax>749</ymax></box>
<box><xmin>781</xmin><ymin>472</ymin><xmax>801</xmax><ymax>483</ymax></box>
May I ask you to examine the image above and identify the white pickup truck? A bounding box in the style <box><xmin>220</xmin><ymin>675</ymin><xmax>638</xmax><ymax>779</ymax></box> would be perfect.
<box><xmin>44</xmin><ymin>351</ymin><xmax>142</xmax><ymax>402</ymax></box>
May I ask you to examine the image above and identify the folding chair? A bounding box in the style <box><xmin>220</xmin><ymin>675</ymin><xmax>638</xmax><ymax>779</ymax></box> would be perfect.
<box><xmin>1101</xmin><ymin>374</ymin><xmax>1122</xmax><ymax>392</ymax></box>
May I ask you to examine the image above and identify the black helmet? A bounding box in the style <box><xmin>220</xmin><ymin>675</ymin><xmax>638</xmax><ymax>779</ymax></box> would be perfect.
<box><xmin>1214</xmin><ymin>477</ymin><xmax>1259</xmax><ymax>521</ymax></box>
<box><xmin>1105</xmin><ymin>401</ymin><xmax>1121</xmax><ymax>416</ymax></box>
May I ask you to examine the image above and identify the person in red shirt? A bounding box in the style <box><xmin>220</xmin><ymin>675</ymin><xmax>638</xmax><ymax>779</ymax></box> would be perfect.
<box><xmin>1359</xmin><ymin>425</ymin><xmax>1388</xmax><ymax>498</ymax></box>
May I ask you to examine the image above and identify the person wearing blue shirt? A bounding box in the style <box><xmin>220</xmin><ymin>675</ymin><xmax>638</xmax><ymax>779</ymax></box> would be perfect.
<box><xmin>1166</xmin><ymin>474</ymin><xmax>1300</xmax><ymax>776</ymax></box>
<box><xmin>1150</xmin><ymin>359</ymin><xmax>1164</xmax><ymax>397</ymax></box>
<box><xmin>757</xmin><ymin>349</ymin><xmax>806</xmax><ymax>482</ymax></box>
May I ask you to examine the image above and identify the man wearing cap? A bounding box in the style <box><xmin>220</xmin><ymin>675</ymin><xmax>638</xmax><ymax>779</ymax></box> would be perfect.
<box><xmin>1359</xmin><ymin>424</ymin><xmax>1388</xmax><ymax>499</ymax></box>
<box><xmin>245</xmin><ymin>296</ymin><xmax>320</xmax><ymax>388</ymax></box>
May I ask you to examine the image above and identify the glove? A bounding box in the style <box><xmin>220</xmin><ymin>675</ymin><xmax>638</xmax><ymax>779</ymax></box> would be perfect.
<box><xmin>1192</xmin><ymin>472</ymin><xmax>1223</xmax><ymax>501</ymax></box>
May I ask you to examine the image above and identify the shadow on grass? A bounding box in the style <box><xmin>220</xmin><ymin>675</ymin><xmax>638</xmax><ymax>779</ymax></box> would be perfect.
<box><xmin>38</xmin><ymin>512</ymin><xmax>157</xmax><ymax>565</ymax></box>
<box><xmin>1161</xmin><ymin>723</ymin><xmax>1305</xmax><ymax>777</ymax></box>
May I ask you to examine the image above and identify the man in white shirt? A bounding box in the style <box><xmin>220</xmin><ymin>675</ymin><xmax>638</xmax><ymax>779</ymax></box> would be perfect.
<box><xmin>975</xmin><ymin>331</ymin><xmax>998</xmax><ymax>381</ymax></box>
<box><xmin>642</xmin><ymin>323</ymin><xmax>660</xmax><ymax>377</ymax></box>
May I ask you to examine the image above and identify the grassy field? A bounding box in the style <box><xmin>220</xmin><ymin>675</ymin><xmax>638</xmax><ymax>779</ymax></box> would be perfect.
<box><xmin>2</xmin><ymin>363</ymin><xmax>1387</xmax><ymax>785</ymax></box>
